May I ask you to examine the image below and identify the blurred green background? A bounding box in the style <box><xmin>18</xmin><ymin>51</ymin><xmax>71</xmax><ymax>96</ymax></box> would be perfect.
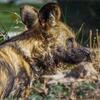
<box><xmin>0</xmin><ymin>0</ymin><xmax>100</xmax><ymax>45</ymax></box>
<box><xmin>0</xmin><ymin>3</ymin><xmax>43</xmax><ymax>32</ymax></box>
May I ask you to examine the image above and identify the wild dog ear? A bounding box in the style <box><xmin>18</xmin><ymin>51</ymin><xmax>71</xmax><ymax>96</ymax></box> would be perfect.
<box><xmin>39</xmin><ymin>3</ymin><xmax>61</xmax><ymax>28</ymax></box>
<box><xmin>20</xmin><ymin>5</ymin><xmax>38</xmax><ymax>29</ymax></box>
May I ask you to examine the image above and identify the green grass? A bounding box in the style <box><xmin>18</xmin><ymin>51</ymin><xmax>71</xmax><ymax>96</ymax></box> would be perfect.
<box><xmin>0</xmin><ymin>3</ymin><xmax>42</xmax><ymax>32</ymax></box>
<box><xmin>0</xmin><ymin>4</ymin><xmax>20</xmax><ymax>31</ymax></box>
<box><xmin>8</xmin><ymin>80</ymin><xmax>98</xmax><ymax>99</ymax></box>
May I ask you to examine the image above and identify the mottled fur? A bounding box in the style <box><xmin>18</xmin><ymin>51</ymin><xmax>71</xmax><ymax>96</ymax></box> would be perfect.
<box><xmin>0</xmin><ymin>3</ymin><xmax>90</xmax><ymax>98</ymax></box>
<box><xmin>0</xmin><ymin>5</ymin><xmax>40</xmax><ymax>98</ymax></box>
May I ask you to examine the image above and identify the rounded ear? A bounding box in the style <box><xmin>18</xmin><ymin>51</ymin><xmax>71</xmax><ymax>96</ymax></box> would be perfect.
<box><xmin>39</xmin><ymin>3</ymin><xmax>61</xmax><ymax>26</ymax></box>
<box><xmin>20</xmin><ymin>5</ymin><xmax>38</xmax><ymax>29</ymax></box>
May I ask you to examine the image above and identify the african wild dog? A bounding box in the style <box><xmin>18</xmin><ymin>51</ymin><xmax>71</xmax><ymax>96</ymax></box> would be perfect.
<box><xmin>0</xmin><ymin>3</ymin><xmax>90</xmax><ymax>98</ymax></box>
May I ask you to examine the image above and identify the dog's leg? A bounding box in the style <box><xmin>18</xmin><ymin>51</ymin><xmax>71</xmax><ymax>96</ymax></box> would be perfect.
<box><xmin>1</xmin><ymin>75</ymin><xmax>15</xmax><ymax>99</ymax></box>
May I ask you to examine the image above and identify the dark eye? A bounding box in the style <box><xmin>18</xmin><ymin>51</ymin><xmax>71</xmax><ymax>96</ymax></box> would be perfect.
<box><xmin>66</xmin><ymin>38</ymin><xmax>74</xmax><ymax>49</ymax></box>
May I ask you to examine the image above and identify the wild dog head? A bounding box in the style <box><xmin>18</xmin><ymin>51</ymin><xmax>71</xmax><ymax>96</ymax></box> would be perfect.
<box><xmin>20</xmin><ymin>5</ymin><xmax>39</xmax><ymax>30</ymax></box>
<box><xmin>38</xmin><ymin>3</ymin><xmax>91</xmax><ymax>65</ymax></box>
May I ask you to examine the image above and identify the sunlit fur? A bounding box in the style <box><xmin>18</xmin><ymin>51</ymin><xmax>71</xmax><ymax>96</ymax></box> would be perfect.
<box><xmin>0</xmin><ymin>24</ymin><xmax>47</xmax><ymax>98</ymax></box>
<box><xmin>0</xmin><ymin>3</ymin><xmax>77</xmax><ymax>98</ymax></box>
<box><xmin>0</xmin><ymin>5</ymin><xmax>41</xmax><ymax>98</ymax></box>
<box><xmin>0</xmin><ymin>3</ymin><xmax>89</xmax><ymax>98</ymax></box>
